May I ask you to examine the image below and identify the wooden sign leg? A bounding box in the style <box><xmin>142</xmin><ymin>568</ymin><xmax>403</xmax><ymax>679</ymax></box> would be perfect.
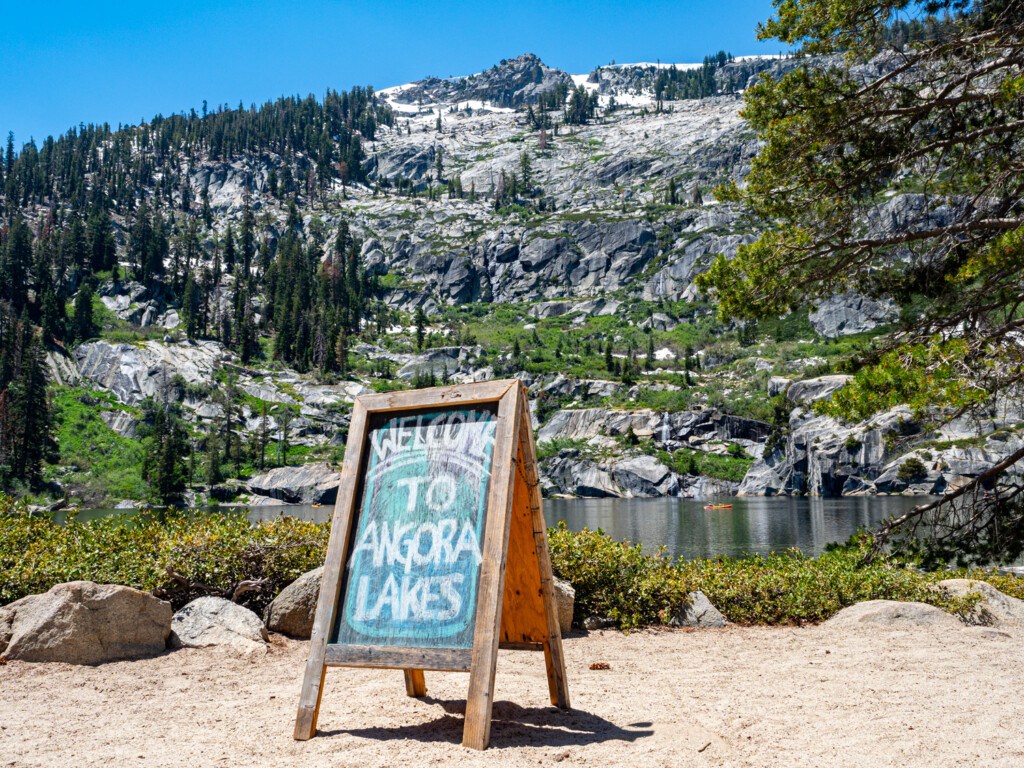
<box><xmin>404</xmin><ymin>670</ymin><xmax>427</xmax><ymax>697</ymax></box>
<box><xmin>294</xmin><ymin>402</ymin><xmax>370</xmax><ymax>741</ymax></box>
<box><xmin>462</xmin><ymin>386</ymin><xmax>521</xmax><ymax>750</ymax></box>
<box><xmin>518</xmin><ymin>395</ymin><xmax>571</xmax><ymax>710</ymax></box>
<box><xmin>294</xmin><ymin>659</ymin><xmax>327</xmax><ymax>740</ymax></box>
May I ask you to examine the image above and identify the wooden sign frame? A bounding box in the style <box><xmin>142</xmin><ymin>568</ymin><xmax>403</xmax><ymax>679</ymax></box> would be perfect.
<box><xmin>294</xmin><ymin>379</ymin><xmax>570</xmax><ymax>750</ymax></box>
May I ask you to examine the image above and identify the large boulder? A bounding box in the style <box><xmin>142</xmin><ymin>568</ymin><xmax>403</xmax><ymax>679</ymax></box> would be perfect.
<box><xmin>170</xmin><ymin>597</ymin><xmax>268</xmax><ymax>651</ymax></box>
<box><xmin>824</xmin><ymin>600</ymin><xmax>960</xmax><ymax>628</ymax></box>
<box><xmin>0</xmin><ymin>582</ymin><xmax>172</xmax><ymax>664</ymax></box>
<box><xmin>787</xmin><ymin>375</ymin><xmax>853</xmax><ymax>405</ymax></box>
<box><xmin>246</xmin><ymin>462</ymin><xmax>340</xmax><ymax>504</ymax></box>
<box><xmin>935</xmin><ymin>579</ymin><xmax>1024</xmax><ymax>627</ymax></box>
<box><xmin>808</xmin><ymin>292</ymin><xmax>898</xmax><ymax>338</ymax></box>
<box><xmin>541</xmin><ymin>452</ymin><xmax>622</xmax><ymax>498</ymax></box>
<box><xmin>610</xmin><ymin>455</ymin><xmax>680</xmax><ymax>497</ymax></box>
<box><xmin>552</xmin><ymin>576</ymin><xmax>575</xmax><ymax>636</ymax></box>
<box><xmin>670</xmin><ymin>591</ymin><xmax>727</xmax><ymax>628</ymax></box>
<box><xmin>266</xmin><ymin>567</ymin><xmax>323</xmax><ymax>638</ymax></box>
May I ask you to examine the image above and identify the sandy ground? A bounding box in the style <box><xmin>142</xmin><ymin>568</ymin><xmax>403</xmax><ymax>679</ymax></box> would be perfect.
<box><xmin>2</xmin><ymin>623</ymin><xmax>1022</xmax><ymax>768</ymax></box>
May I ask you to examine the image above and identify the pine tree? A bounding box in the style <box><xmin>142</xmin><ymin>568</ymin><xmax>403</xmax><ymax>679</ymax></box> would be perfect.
<box><xmin>255</xmin><ymin>402</ymin><xmax>270</xmax><ymax>470</ymax></box>
<box><xmin>240</xmin><ymin>197</ymin><xmax>255</xmax><ymax>278</ymax></box>
<box><xmin>182</xmin><ymin>273</ymin><xmax>201</xmax><ymax>339</ymax></box>
<box><xmin>72</xmin><ymin>281</ymin><xmax>95</xmax><ymax>344</ymax></box>
<box><xmin>87</xmin><ymin>210</ymin><xmax>117</xmax><ymax>273</ymax></box>
<box><xmin>140</xmin><ymin>399</ymin><xmax>188</xmax><ymax>505</ymax></box>
<box><xmin>0</xmin><ymin>324</ymin><xmax>52</xmax><ymax>487</ymax></box>
<box><xmin>204</xmin><ymin>428</ymin><xmax>223</xmax><ymax>485</ymax></box>
<box><xmin>223</xmin><ymin>224</ymin><xmax>236</xmax><ymax>274</ymax></box>
<box><xmin>414</xmin><ymin>306</ymin><xmax>427</xmax><ymax>351</ymax></box>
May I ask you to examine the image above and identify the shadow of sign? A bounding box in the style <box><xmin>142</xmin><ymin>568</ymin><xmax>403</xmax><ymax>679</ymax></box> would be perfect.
<box><xmin>323</xmin><ymin>698</ymin><xmax>654</xmax><ymax>749</ymax></box>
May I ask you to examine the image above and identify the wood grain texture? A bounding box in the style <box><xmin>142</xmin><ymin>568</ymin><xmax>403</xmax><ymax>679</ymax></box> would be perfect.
<box><xmin>324</xmin><ymin>644</ymin><xmax>471</xmax><ymax>670</ymax></box>
<box><xmin>518</xmin><ymin>391</ymin><xmax>571</xmax><ymax>710</ymax></box>
<box><xmin>498</xmin><ymin>441</ymin><xmax>548</xmax><ymax>647</ymax></box>
<box><xmin>462</xmin><ymin>383</ymin><xmax>522</xmax><ymax>751</ymax></box>
<box><xmin>293</xmin><ymin>401</ymin><xmax>371</xmax><ymax>740</ymax></box>
<box><xmin>357</xmin><ymin>380</ymin><xmax>516</xmax><ymax>414</ymax></box>
<box><xmin>404</xmin><ymin>670</ymin><xmax>427</xmax><ymax>697</ymax></box>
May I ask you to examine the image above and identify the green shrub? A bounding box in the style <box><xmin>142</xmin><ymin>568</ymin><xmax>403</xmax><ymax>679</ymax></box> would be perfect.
<box><xmin>0</xmin><ymin>496</ymin><xmax>1004</xmax><ymax>629</ymax></box>
<box><xmin>897</xmin><ymin>456</ymin><xmax>928</xmax><ymax>482</ymax></box>
<box><xmin>548</xmin><ymin>524</ymin><xmax>980</xmax><ymax>627</ymax></box>
<box><xmin>547</xmin><ymin>522</ymin><xmax>691</xmax><ymax>628</ymax></box>
<box><xmin>658</xmin><ymin>448</ymin><xmax>753</xmax><ymax>483</ymax></box>
<box><xmin>0</xmin><ymin>500</ymin><xmax>328</xmax><ymax>613</ymax></box>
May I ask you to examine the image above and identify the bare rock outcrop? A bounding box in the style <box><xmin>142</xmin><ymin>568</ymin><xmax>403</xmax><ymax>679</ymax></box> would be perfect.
<box><xmin>246</xmin><ymin>462</ymin><xmax>340</xmax><ymax>504</ymax></box>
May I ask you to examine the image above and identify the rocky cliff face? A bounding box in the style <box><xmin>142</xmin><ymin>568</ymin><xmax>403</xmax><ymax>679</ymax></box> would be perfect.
<box><xmin>385</xmin><ymin>53</ymin><xmax>573</xmax><ymax>109</ymax></box>
<box><xmin>36</xmin><ymin>52</ymin><xmax>1023</xmax><ymax>507</ymax></box>
<box><xmin>738</xmin><ymin>380</ymin><xmax>1024</xmax><ymax>498</ymax></box>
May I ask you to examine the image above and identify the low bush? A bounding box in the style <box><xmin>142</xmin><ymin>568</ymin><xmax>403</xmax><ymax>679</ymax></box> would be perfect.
<box><xmin>0</xmin><ymin>496</ymin><xmax>1007</xmax><ymax>628</ymax></box>
<box><xmin>0</xmin><ymin>497</ymin><xmax>328</xmax><ymax>614</ymax></box>
<box><xmin>548</xmin><ymin>524</ymin><xmax>983</xmax><ymax>627</ymax></box>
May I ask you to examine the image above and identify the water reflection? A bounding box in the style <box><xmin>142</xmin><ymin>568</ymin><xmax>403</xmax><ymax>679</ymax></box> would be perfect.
<box><xmin>542</xmin><ymin>496</ymin><xmax>926</xmax><ymax>559</ymax></box>
<box><xmin>74</xmin><ymin>496</ymin><xmax>930</xmax><ymax>561</ymax></box>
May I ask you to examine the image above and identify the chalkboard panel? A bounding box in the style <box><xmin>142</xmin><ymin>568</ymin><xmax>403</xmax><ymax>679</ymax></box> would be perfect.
<box><xmin>331</xmin><ymin>405</ymin><xmax>498</xmax><ymax>650</ymax></box>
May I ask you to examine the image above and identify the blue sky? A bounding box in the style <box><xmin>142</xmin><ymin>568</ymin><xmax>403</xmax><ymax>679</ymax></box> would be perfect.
<box><xmin>0</xmin><ymin>0</ymin><xmax>783</xmax><ymax>146</ymax></box>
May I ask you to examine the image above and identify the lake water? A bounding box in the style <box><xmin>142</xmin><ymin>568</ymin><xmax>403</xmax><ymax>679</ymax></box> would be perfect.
<box><xmin>241</xmin><ymin>496</ymin><xmax>928</xmax><ymax>560</ymax></box>
<box><xmin>73</xmin><ymin>496</ymin><xmax>927</xmax><ymax>561</ymax></box>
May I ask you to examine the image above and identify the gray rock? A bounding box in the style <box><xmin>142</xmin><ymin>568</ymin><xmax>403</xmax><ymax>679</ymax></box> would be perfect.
<box><xmin>935</xmin><ymin>579</ymin><xmax>1024</xmax><ymax>627</ymax></box>
<box><xmin>543</xmin><ymin>453</ymin><xmax>622</xmax><ymax>497</ymax></box>
<box><xmin>100</xmin><ymin>410</ymin><xmax>140</xmax><ymax>439</ymax></box>
<box><xmin>538</xmin><ymin>408</ymin><xmax>656</xmax><ymax>443</ymax></box>
<box><xmin>530</xmin><ymin>300</ymin><xmax>573</xmax><ymax>319</ymax></box>
<box><xmin>670</xmin><ymin>591</ymin><xmax>727</xmax><ymax>628</ymax></box>
<box><xmin>75</xmin><ymin>339</ymin><xmax>225</xmax><ymax>406</ymax></box>
<box><xmin>387</xmin><ymin>53</ymin><xmax>573</xmax><ymax>109</ymax></box>
<box><xmin>46</xmin><ymin>350</ymin><xmax>80</xmax><ymax>386</ymax></box>
<box><xmin>809</xmin><ymin>292</ymin><xmax>898</xmax><ymax>338</ymax></box>
<box><xmin>265</xmin><ymin>567</ymin><xmax>323</xmax><ymax>638</ymax></box>
<box><xmin>824</xmin><ymin>600</ymin><xmax>960</xmax><ymax>628</ymax></box>
<box><xmin>638</xmin><ymin>312</ymin><xmax>677</xmax><ymax>332</ymax></box>
<box><xmin>610</xmin><ymin>455</ymin><xmax>680</xmax><ymax>497</ymax></box>
<box><xmin>767</xmin><ymin>376</ymin><xmax>792</xmax><ymax>398</ymax></box>
<box><xmin>0</xmin><ymin>581</ymin><xmax>171</xmax><ymax>664</ymax></box>
<box><xmin>395</xmin><ymin>346</ymin><xmax>480</xmax><ymax>381</ymax></box>
<box><xmin>170</xmin><ymin>597</ymin><xmax>268</xmax><ymax>651</ymax></box>
<box><xmin>582</xmin><ymin>616</ymin><xmax>614</xmax><ymax>630</ymax></box>
<box><xmin>552</xmin><ymin>576</ymin><xmax>575</xmax><ymax>635</ymax></box>
<box><xmin>787</xmin><ymin>375</ymin><xmax>853</xmax><ymax>405</ymax></box>
<box><xmin>247</xmin><ymin>462</ymin><xmax>340</xmax><ymax>504</ymax></box>
<box><xmin>738</xmin><ymin>403</ymin><xmax>917</xmax><ymax>498</ymax></box>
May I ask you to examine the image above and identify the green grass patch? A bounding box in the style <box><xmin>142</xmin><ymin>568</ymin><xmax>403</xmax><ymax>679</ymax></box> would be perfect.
<box><xmin>657</xmin><ymin>447</ymin><xmax>753</xmax><ymax>483</ymax></box>
<box><xmin>47</xmin><ymin>387</ymin><xmax>148</xmax><ymax>505</ymax></box>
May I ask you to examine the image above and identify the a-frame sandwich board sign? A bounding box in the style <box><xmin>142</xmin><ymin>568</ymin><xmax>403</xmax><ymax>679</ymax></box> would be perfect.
<box><xmin>293</xmin><ymin>379</ymin><xmax>570</xmax><ymax>750</ymax></box>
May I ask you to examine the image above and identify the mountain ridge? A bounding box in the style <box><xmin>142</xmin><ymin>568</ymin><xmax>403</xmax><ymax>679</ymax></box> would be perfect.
<box><xmin>1</xmin><ymin>50</ymin><xmax>1020</xmax><ymax>509</ymax></box>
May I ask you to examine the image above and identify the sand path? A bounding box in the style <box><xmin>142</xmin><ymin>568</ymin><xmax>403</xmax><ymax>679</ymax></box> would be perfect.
<box><xmin>3</xmin><ymin>623</ymin><xmax>1021</xmax><ymax>767</ymax></box>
